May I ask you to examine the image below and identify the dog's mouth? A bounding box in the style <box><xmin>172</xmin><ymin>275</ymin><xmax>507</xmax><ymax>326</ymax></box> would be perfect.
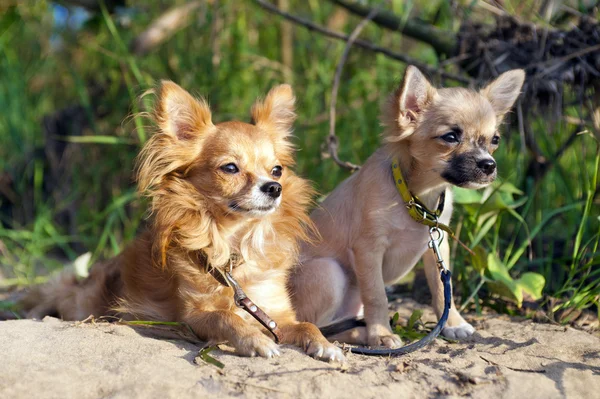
<box><xmin>442</xmin><ymin>172</ymin><xmax>496</xmax><ymax>188</ymax></box>
<box><xmin>228</xmin><ymin>202</ymin><xmax>277</xmax><ymax>215</ymax></box>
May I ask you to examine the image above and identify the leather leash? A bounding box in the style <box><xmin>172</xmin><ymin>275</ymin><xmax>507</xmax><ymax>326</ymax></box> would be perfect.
<box><xmin>196</xmin><ymin>250</ymin><xmax>283</xmax><ymax>343</ymax></box>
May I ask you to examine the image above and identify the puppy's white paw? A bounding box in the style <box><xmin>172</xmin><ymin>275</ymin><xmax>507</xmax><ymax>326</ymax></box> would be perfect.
<box><xmin>234</xmin><ymin>332</ymin><xmax>281</xmax><ymax>358</ymax></box>
<box><xmin>368</xmin><ymin>333</ymin><xmax>403</xmax><ymax>349</ymax></box>
<box><xmin>442</xmin><ymin>322</ymin><xmax>475</xmax><ymax>340</ymax></box>
<box><xmin>306</xmin><ymin>341</ymin><xmax>346</xmax><ymax>363</ymax></box>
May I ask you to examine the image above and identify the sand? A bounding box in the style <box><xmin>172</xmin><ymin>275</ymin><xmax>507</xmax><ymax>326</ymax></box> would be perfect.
<box><xmin>1</xmin><ymin>298</ymin><xmax>599</xmax><ymax>399</ymax></box>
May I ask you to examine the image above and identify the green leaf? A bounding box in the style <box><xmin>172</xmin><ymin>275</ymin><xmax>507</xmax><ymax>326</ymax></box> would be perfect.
<box><xmin>470</xmin><ymin>246</ymin><xmax>488</xmax><ymax>274</ymax></box>
<box><xmin>486</xmin><ymin>255</ymin><xmax>546</xmax><ymax>307</ymax></box>
<box><xmin>479</xmin><ymin>189</ymin><xmax>527</xmax><ymax>214</ymax></box>
<box><xmin>196</xmin><ymin>346</ymin><xmax>225</xmax><ymax>369</ymax></box>
<box><xmin>407</xmin><ymin>309</ymin><xmax>423</xmax><ymax>330</ymax></box>
<box><xmin>493</xmin><ymin>181</ymin><xmax>524</xmax><ymax>195</ymax></box>
<box><xmin>391</xmin><ymin>312</ymin><xmax>399</xmax><ymax>326</ymax></box>
<box><xmin>53</xmin><ymin>135</ymin><xmax>135</xmax><ymax>145</ymax></box>
<box><xmin>518</xmin><ymin>272</ymin><xmax>545</xmax><ymax>300</ymax></box>
<box><xmin>486</xmin><ymin>254</ymin><xmax>523</xmax><ymax>306</ymax></box>
<box><xmin>471</xmin><ymin>213</ymin><xmax>498</xmax><ymax>248</ymax></box>
<box><xmin>452</xmin><ymin>187</ymin><xmax>483</xmax><ymax>204</ymax></box>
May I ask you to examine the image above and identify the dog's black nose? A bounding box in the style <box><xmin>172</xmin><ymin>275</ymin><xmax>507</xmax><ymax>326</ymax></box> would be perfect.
<box><xmin>477</xmin><ymin>159</ymin><xmax>497</xmax><ymax>175</ymax></box>
<box><xmin>261</xmin><ymin>182</ymin><xmax>282</xmax><ymax>198</ymax></box>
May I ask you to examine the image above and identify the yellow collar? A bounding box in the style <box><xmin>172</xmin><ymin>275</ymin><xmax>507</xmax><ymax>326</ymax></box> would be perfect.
<box><xmin>391</xmin><ymin>158</ymin><xmax>454</xmax><ymax>236</ymax></box>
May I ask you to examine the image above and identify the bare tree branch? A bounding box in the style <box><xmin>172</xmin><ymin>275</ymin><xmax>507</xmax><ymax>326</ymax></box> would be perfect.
<box><xmin>130</xmin><ymin>1</ymin><xmax>204</xmax><ymax>56</ymax></box>
<box><xmin>329</xmin><ymin>0</ymin><xmax>457</xmax><ymax>55</ymax></box>
<box><xmin>55</xmin><ymin>0</ymin><xmax>124</xmax><ymax>13</ymax></box>
<box><xmin>327</xmin><ymin>4</ymin><xmax>383</xmax><ymax>172</ymax></box>
<box><xmin>252</xmin><ymin>0</ymin><xmax>473</xmax><ymax>84</ymax></box>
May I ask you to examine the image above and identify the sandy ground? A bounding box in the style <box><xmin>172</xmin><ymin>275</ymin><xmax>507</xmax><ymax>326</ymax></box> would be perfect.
<box><xmin>1</xmin><ymin>298</ymin><xmax>599</xmax><ymax>399</ymax></box>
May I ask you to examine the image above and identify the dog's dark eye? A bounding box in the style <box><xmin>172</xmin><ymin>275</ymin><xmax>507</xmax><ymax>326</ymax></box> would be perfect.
<box><xmin>441</xmin><ymin>132</ymin><xmax>460</xmax><ymax>143</ymax></box>
<box><xmin>220</xmin><ymin>163</ymin><xmax>239</xmax><ymax>174</ymax></box>
<box><xmin>491</xmin><ymin>135</ymin><xmax>500</xmax><ymax>145</ymax></box>
<box><xmin>271</xmin><ymin>166</ymin><xmax>283</xmax><ymax>178</ymax></box>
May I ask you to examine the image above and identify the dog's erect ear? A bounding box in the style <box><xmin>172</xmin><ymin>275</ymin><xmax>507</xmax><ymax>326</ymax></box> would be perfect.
<box><xmin>384</xmin><ymin>66</ymin><xmax>437</xmax><ymax>141</ymax></box>
<box><xmin>398</xmin><ymin>66</ymin><xmax>436</xmax><ymax>119</ymax></box>
<box><xmin>155</xmin><ymin>80</ymin><xmax>213</xmax><ymax>140</ymax></box>
<box><xmin>251</xmin><ymin>84</ymin><xmax>296</xmax><ymax>138</ymax></box>
<box><xmin>480</xmin><ymin>69</ymin><xmax>525</xmax><ymax>119</ymax></box>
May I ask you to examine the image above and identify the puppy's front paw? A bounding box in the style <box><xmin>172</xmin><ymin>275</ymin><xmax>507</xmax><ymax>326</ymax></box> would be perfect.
<box><xmin>442</xmin><ymin>322</ymin><xmax>475</xmax><ymax>340</ymax></box>
<box><xmin>367</xmin><ymin>333</ymin><xmax>403</xmax><ymax>348</ymax></box>
<box><xmin>306</xmin><ymin>340</ymin><xmax>345</xmax><ymax>363</ymax></box>
<box><xmin>233</xmin><ymin>331</ymin><xmax>281</xmax><ymax>358</ymax></box>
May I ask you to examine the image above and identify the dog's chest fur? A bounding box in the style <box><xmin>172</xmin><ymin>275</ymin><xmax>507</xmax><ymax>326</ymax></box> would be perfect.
<box><xmin>307</xmin><ymin>149</ymin><xmax>453</xmax><ymax>285</ymax></box>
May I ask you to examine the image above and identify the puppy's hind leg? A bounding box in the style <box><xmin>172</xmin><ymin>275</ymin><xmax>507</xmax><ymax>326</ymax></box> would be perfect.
<box><xmin>289</xmin><ymin>257</ymin><xmax>347</xmax><ymax>327</ymax></box>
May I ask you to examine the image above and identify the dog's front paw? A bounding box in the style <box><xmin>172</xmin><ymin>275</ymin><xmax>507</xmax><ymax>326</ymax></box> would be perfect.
<box><xmin>233</xmin><ymin>331</ymin><xmax>281</xmax><ymax>358</ymax></box>
<box><xmin>442</xmin><ymin>322</ymin><xmax>475</xmax><ymax>340</ymax></box>
<box><xmin>305</xmin><ymin>340</ymin><xmax>345</xmax><ymax>363</ymax></box>
<box><xmin>367</xmin><ymin>332</ymin><xmax>403</xmax><ymax>348</ymax></box>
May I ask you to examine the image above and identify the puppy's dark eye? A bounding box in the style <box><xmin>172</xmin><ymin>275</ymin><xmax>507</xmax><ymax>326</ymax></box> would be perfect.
<box><xmin>440</xmin><ymin>132</ymin><xmax>460</xmax><ymax>143</ymax></box>
<box><xmin>220</xmin><ymin>163</ymin><xmax>239</xmax><ymax>174</ymax></box>
<box><xmin>491</xmin><ymin>135</ymin><xmax>500</xmax><ymax>145</ymax></box>
<box><xmin>271</xmin><ymin>165</ymin><xmax>283</xmax><ymax>178</ymax></box>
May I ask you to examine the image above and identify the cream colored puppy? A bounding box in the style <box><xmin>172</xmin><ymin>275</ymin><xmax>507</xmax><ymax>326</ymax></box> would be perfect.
<box><xmin>291</xmin><ymin>66</ymin><xmax>525</xmax><ymax>348</ymax></box>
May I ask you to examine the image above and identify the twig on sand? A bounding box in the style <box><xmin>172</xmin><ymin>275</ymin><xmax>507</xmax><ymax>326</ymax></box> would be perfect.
<box><xmin>479</xmin><ymin>355</ymin><xmax>546</xmax><ymax>373</ymax></box>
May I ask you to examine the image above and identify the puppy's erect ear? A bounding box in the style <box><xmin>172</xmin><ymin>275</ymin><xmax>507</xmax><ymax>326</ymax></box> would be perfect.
<box><xmin>384</xmin><ymin>66</ymin><xmax>437</xmax><ymax>141</ymax></box>
<box><xmin>251</xmin><ymin>84</ymin><xmax>296</xmax><ymax>138</ymax></box>
<box><xmin>480</xmin><ymin>69</ymin><xmax>525</xmax><ymax>119</ymax></box>
<box><xmin>398</xmin><ymin>66</ymin><xmax>436</xmax><ymax>118</ymax></box>
<box><xmin>155</xmin><ymin>80</ymin><xmax>213</xmax><ymax>140</ymax></box>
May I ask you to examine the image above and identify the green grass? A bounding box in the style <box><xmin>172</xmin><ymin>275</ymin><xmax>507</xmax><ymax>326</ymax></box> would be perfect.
<box><xmin>0</xmin><ymin>1</ymin><xmax>598</xmax><ymax>320</ymax></box>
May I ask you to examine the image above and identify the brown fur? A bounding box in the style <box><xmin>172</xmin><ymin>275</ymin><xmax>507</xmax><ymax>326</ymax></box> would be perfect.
<box><xmin>24</xmin><ymin>82</ymin><xmax>343</xmax><ymax>361</ymax></box>
<box><xmin>291</xmin><ymin>66</ymin><xmax>525</xmax><ymax>348</ymax></box>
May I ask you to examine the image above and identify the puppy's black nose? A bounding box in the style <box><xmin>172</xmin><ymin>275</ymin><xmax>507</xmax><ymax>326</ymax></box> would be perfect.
<box><xmin>477</xmin><ymin>159</ymin><xmax>497</xmax><ymax>175</ymax></box>
<box><xmin>261</xmin><ymin>182</ymin><xmax>282</xmax><ymax>198</ymax></box>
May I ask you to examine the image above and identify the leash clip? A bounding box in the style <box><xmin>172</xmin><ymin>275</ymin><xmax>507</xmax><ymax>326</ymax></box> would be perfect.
<box><xmin>224</xmin><ymin>260</ymin><xmax>247</xmax><ymax>307</ymax></box>
<box><xmin>428</xmin><ymin>225</ymin><xmax>448</xmax><ymax>273</ymax></box>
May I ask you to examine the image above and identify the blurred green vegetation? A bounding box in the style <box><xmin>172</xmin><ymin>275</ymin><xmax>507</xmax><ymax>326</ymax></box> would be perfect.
<box><xmin>0</xmin><ymin>0</ymin><xmax>598</xmax><ymax>322</ymax></box>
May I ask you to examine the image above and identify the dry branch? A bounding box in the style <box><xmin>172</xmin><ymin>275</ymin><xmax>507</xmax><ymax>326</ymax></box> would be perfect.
<box><xmin>326</xmin><ymin>5</ymin><xmax>382</xmax><ymax>172</ymax></box>
<box><xmin>55</xmin><ymin>0</ymin><xmax>124</xmax><ymax>13</ymax></box>
<box><xmin>330</xmin><ymin>0</ymin><xmax>457</xmax><ymax>55</ymax></box>
<box><xmin>130</xmin><ymin>2</ymin><xmax>204</xmax><ymax>56</ymax></box>
<box><xmin>252</xmin><ymin>0</ymin><xmax>472</xmax><ymax>84</ymax></box>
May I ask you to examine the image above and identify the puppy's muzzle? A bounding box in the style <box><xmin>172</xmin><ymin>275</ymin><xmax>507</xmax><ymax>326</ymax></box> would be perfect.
<box><xmin>261</xmin><ymin>182</ymin><xmax>282</xmax><ymax>199</ymax></box>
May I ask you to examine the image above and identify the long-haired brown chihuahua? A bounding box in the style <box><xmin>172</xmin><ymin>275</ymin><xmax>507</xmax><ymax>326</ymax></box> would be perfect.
<box><xmin>25</xmin><ymin>82</ymin><xmax>344</xmax><ymax>362</ymax></box>
<box><xmin>291</xmin><ymin>66</ymin><xmax>525</xmax><ymax>348</ymax></box>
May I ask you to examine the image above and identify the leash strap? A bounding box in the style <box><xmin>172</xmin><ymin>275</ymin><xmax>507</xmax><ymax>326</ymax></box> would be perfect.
<box><xmin>348</xmin><ymin>270</ymin><xmax>452</xmax><ymax>356</ymax></box>
<box><xmin>196</xmin><ymin>250</ymin><xmax>283</xmax><ymax>343</ymax></box>
<box><xmin>323</xmin><ymin>225</ymin><xmax>454</xmax><ymax>356</ymax></box>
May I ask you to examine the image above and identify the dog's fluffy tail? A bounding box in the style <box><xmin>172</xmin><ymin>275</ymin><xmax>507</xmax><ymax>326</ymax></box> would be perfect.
<box><xmin>21</xmin><ymin>259</ymin><xmax>123</xmax><ymax>321</ymax></box>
